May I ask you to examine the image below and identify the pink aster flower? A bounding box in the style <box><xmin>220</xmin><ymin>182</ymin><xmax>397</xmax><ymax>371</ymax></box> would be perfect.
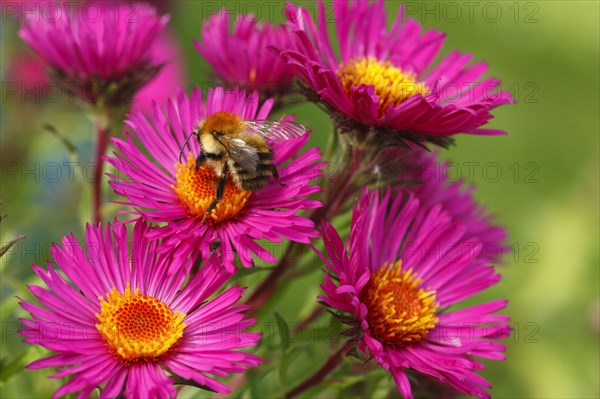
<box><xmin>280</xmin><ymin>1</ymin><xmax>514</xmax><ymax>147</ymax></box>
<box><xmin>19</xmin><ymin>220</ymin><xmax>261</xmax><ymax>398</ymax></box>
<box><xmin>1</xmin><ymin>0</ymin><xmax>54</xmax><ymax>18</ymax></box>
<box><xmin>319</xmin><ymin>188</ymin><xmax>510</xmax><ymax>399</ymax></box>
<box><xmin>107</xmin><ymin>87</ymin><xmax>322</xmax><ymax>271</ymax></box>
<box><xmin>404</xmin><ymin>149</ymin><xmax>509</xmax><ymax>262</ymax></box>
<box><xmin>132</xmin><ymin>29</ymin><xmax>187</xmax><ymax>115</ymax></box>
<box><xmin>18</xmin><ymin>2</ymin><xmax>168</xmax><ymax>106</ymax></box>
<box><xmin>5</xmin><ymin>50</ymin><xmax>48</xmax><ymax>99</ymax></box>
<box><xmin>195</xmin><ymin>10</ymin><xmax>295</xmax><ymax>95</ymax></box>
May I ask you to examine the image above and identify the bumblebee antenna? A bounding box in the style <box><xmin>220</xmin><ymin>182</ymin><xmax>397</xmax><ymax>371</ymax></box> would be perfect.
<box><xmin>179</xmin><ymin>131</ymin><xmax>196</xmax><ymax>162</ymax></box>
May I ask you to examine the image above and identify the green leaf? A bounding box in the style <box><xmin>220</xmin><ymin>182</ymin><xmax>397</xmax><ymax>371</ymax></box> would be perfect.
<box><xmin>229</xmin><ymin>266</ymin><xmax>276</xmax><ymax>283</ymax></box>
<box><xmin>0</xmin><ymin>235</ymin><xmax>25</xmax><ymax>258</ymax></box>
<box><xmin>274</xmin><ymin>312</ymin><xmax>291</xmax><ymax>390</ymax></box>
<box><xmin>335</xmin><ymin>369</ymin><xmax>390</xmax><ymax>399</ymax></box>
<box><xmin>173</xmin><ymin>377</ymin><xmax>217</xmax><ymax>393</ymax></box>
<box><xmin>246</xmin><ymin>368</ymin><xmax>269</xmax><ymax>399</ymax></box>
<box><xmin>329</xmin><ymin>374</ymin><xmax>367</xmax><ymax>389</ymax></box>
<box><xmin>345</xmin><ymin>347</ymin><xmax>364</xmax><ymax>362</ymax></box>
<box><xmin>0</xmin><ymin>349</ymin><xmax>31</xmax><ymax>384</ymax></box>
<box><xmin>279</xmin><ymin>343</ymin><xmax>314</xmax><ymax>396</ymax></box>
<box><xmin>43</xmin><ymin>123</ymin><xmax>78</xmax><ymax>161</ymax></box>
<box><xmin>274</xmin><ymin>313</ymin><xmax>290</xmax><ymax>350</ymax></box>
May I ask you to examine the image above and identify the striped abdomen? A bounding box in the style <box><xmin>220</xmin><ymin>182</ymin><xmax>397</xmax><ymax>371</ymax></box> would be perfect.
<box><xmin>230</xmin><ymin>149</ymin><xmax>276</xmax><ymax>191</ymax></box>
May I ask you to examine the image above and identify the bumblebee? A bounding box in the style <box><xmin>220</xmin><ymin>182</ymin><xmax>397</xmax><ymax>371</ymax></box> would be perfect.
<box><xmin>180</xmin><ymin>111</ymin><xmax>307</xmax><ymax>221</ymax></box>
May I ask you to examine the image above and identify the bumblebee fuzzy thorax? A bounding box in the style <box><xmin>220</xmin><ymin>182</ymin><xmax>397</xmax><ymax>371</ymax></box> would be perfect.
<box><xmin>200</xmin><ymin>112</ymin><xmax>246</xmax><ymax>137</ymax></box>
<box><xmin>198</xmin><ymin>112</ymin><xmax>246</xmax><ymax>156</ymax></box>
<box><xmin>177</xmin><ymin>111</ymin><xmax>297</xmax><ymax>223</ymax></box>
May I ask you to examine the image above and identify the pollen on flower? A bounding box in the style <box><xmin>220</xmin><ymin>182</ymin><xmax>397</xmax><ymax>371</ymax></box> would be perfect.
<box><xmin>359</xmin><ymin>260</ymin><xmax>439</xmax><ymax>346</ymax></box>
<box><xmin>337</xmin><ymin>57</ymin><xmax>430</xmax><ymax>117</ymax></box>
<box><xmin>173</xmin><ymin>153</ymin><xmax>252</xmax><ymax>224</ymax></box>
<box><xmin>96</xmin><ymin>283</ymin><xmax>186</xmax><ymax>363</ymax></box>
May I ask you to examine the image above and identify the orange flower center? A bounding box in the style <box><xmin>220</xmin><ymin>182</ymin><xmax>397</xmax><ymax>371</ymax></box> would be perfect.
<box><xmin>96</xmin><ymin>284</ymin><xmax>186</xmax><ymax>363</ymax></box>
<box><xmin>337</xmin><ymin>57</ymin><xmax>430</xmax><ymax>117</ymax></box>
<box><xmin>359</xmin><ymin>260</ymin><xmax>439</xmax><ymax>346</ymax></box>
<box><xmin>173</xmin><ymin>153</ymin><xmax>252</xmax><ymax>225</ymax></box>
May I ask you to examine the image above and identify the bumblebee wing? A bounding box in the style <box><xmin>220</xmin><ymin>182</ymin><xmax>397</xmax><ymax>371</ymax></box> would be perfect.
<box><xmin>221</xmin><ymin>136</ymin><xmax>260</xmax><ymax>173</ymax></box>
<box><xmin>244</xmin><ymin>120</ymin><xmax>307</xmax><ymax>143</ymax></box>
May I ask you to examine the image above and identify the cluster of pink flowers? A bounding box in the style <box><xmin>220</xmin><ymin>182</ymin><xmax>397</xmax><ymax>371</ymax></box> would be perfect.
<box><xmin>18</xmin><ymin>1</ymin><xmax>513</xmax><ymax>398</ymax></box>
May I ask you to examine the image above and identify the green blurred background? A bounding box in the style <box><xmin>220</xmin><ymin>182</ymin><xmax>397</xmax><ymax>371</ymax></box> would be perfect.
<box><xmin>1</xmin><ymin>1</ymin><xmax>598</xmax><ymax>398</ymax></box>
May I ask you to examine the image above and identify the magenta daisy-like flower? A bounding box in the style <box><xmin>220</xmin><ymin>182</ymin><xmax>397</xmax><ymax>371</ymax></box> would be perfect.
<box><xmin>195</xmin><ymin>10</ymin><xmax>295</xmax><ymax>93</ymax></box>
<box><xmin>387</xmin><ymin>149</ymin><xmax>509</xmax><ymax>262</ymax></box>
<box><xmin>6</xmin><ymin>50</ymin><xmax>48</xmax><ymax>98</ymax></box>
<box><xmin>107</xmin><ymin>87</ymin><xmax>322</xmax><ymax>270</ymax></box>
<box><xmin>18</xmin><ymin>2</ymin><xmax>168</xmax><ymax>105</ymax></box>
<box><xmin>280</xmin><ymin>1</ymin><xmax>513</xmax><ymax>146</ymax></box>
<box><xmin>19</xmin><ymin>220</ymin><xmax>261</xmax><ymax>398</ymax></box>
<box><xmin>132</xmin><ymin>29</ymin><xmax>186</xmax><ymax>115</ymax></box>
<box><xmin>319</xmin><ymin>188</ymin><xmax>510</xmax><ymax>399</ymax></box>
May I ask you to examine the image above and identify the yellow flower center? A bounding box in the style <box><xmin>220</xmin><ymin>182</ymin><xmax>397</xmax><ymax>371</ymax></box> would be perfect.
<box><xmin>359</xmin><ymin>260</ymin><xmax>439</xmax><ymax>346</ymax></box>
<box><xmin>173</xmin><ymin>154</ymin><xmax>252</xmax><ymax>225</ymax></box>
<box><xmin>337</xmin><ymin>57</ymin><xmax>430</xmax><ymax>117</ymax></box>
<box><xmin>96</xmin><ymin>284</ymin><xmax>186</xmax><ymax>363</ymax></box>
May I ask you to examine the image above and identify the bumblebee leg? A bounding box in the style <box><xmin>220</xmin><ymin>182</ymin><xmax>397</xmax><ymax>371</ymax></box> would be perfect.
<box><xmin>272</xmin><ymin>165</ymin><xmax>288</xmax><ymax>187</ymax></box>
<box><xmin>202</xmin><ymin>165</ymin><xmax>227</xmax><ymax>223</ymax></box>
<box><xmin>179</xmin><ymin>131</ymin><xmax>196</xmax><ymax>162</ymax></box>
<box><xmin>195</xmin><ymin>152</ymin><xmax>207</xmax><ymax>171</ymax></box>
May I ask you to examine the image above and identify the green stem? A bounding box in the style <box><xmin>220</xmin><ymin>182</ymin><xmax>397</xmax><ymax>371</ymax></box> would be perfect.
<box><xmin>245</xmin><ymin>240</ymin><xmax>305</xmax><ymax>316</ymax></box>
<box><xmin>297</xmin><ymin>305</ymin><xmax>326</xmax><ymax>332</ymax></box>
<box><xmin>285</xmin><ymin>340</ymin><xmax>357</xmax><ymax>398</ymax></box>
<box><xmin>93</xmin><ymin>123</ymin><xmax>110</xmax><ymax>225</ymax></box>
<box><xmin>245</xmin><ymin>139</ymin><xmax>357</xmax><ymax>314</ymax></box>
